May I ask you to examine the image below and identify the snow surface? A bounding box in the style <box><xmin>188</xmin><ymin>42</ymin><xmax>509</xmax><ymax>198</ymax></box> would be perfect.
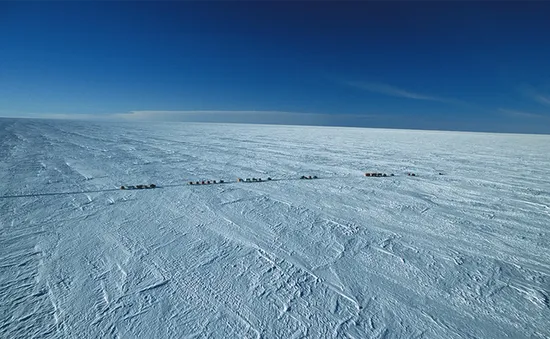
<box><xmin>1</xmin><ymin>118</ymin><xmax>550</xmax><ymax>339</ymax></box>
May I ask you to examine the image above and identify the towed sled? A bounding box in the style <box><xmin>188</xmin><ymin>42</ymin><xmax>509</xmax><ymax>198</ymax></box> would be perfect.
<box><xmin>120</xmin><ymin>184</ymin><xmax>156</xmax><ymax>190</ymax></box>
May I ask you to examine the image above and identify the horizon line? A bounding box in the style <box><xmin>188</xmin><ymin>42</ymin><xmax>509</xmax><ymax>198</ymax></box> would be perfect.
<box><xmin>1</xmin><ymin>115</ymin><xmax>548</xmax><ymax>137</ymax></box>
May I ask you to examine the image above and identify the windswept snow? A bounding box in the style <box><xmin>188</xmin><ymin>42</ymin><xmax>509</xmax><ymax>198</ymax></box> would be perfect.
<box><xmin>1</xmin><ymin>118</ymin><xmax>549</xmax><ymax>338</ymax></box>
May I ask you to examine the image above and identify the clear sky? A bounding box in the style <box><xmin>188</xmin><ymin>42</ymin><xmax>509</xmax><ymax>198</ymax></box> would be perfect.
<box><xmin>1</xmin><ymin>1</ymin><xmax>550</xmax><ymax>133</ymax></box>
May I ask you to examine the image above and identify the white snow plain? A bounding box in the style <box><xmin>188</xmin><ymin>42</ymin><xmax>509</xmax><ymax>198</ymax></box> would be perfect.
<box><xmin>1</xmin><ymin>118</ymin><xmax>550</xmax><ymax>339</ymax></box>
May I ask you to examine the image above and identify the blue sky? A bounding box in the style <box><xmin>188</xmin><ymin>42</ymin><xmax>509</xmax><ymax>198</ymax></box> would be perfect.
<box><xmin>1</xmin><ymin>1</ymin><xmax>550</xmax><ymax>133</ymax></box>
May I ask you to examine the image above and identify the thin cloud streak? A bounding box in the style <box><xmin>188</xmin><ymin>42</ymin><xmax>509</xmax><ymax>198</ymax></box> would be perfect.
<box><xmin>530</xmin><ymin>93</ymin><xmax>550</xmax><ymax>106</ymax></box>
<box><xmin>499</xmin><ymin>108</ymin><xmax>547</xmax><ymax>119</ymax></box>
<box><xmin>343</xmin><ymin>81</ymin><xmax>461</xmax><ymax>104</ymax></box>
<box><xmin>112</xmin><ymin>110</ymin><xmax>382</xmax><ymax>126</ymax></box>
<box><xmin>520</xmin><ymin>86</ymin><xmax>550</xmax><ymax>106</ymax></box>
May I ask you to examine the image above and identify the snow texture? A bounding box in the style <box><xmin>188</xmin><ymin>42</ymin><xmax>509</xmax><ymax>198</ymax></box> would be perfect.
<box><xmin>1</xmin><ymin>118</ymin><xmax>550</xmax><ymax>338</ymax></box>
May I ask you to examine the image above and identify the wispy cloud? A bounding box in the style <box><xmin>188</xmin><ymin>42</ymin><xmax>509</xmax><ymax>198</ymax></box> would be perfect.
<box><xmin>520</xmin><ymin>85</ymin><xmax>550</xmax><ymax>106</ymax></box>
<box><xmin>528</xmin><ymin>91</ymin><xmax>550</xmax><ymax>106</ymax></box>
<box><xmin>499</xmin><ymin>108</ymin><xmax>547</xmax><ymax>119</ymax></box>
<box><xmin>112</xmin><ymin>110</ymin><xmax>382</xmax><ymax>126</ymax></box>
<box><xmin>342</xmin><ymin>81</ymin><xmax>460</xmax><ymax>104</ymax></box>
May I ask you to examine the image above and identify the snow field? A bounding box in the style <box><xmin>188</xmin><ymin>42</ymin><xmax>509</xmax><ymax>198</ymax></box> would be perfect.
<box><xmin>1</xmin><ymin>118</ymin><xmax>549</xmax><ymax>338</ymax></box>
